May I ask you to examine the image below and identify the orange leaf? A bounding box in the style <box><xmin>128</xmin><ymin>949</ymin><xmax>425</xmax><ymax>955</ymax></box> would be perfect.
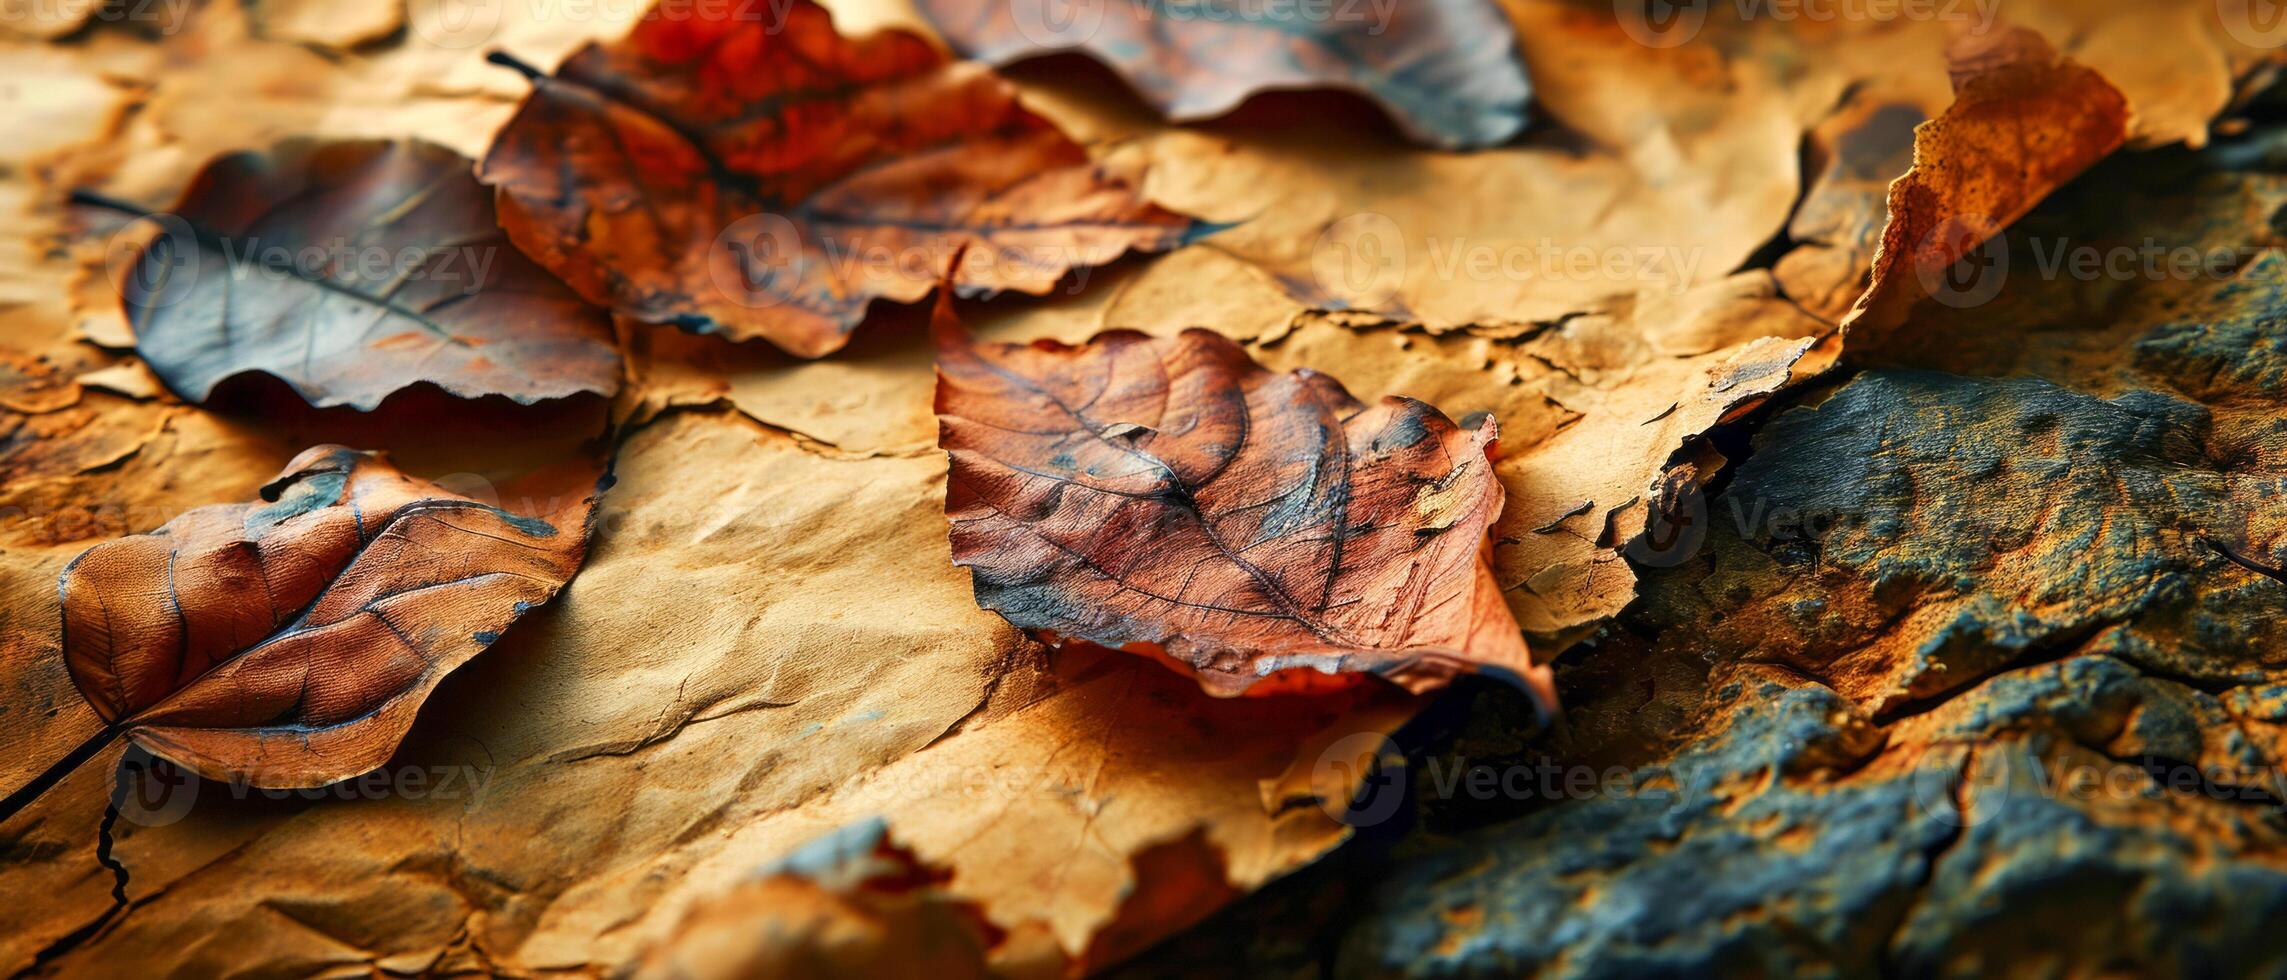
<box><xmin>477</xmin><ymin>0</ymin><xmax>1203</xmax><ymax>359</ymax></box>
<box><xmin>934</xmin><ymin>301</ymin><xmax>1555</xmax><ymax>710</ymax></box>
<box><xmin>56</xmin><ymin>446</ymin><xmax>603</xmax><ymax>787</ymax></box>
<box><xmin>1840</xmin><ymin>24</ymin><xmax>2131</xmax><ymax>347</ymax></box>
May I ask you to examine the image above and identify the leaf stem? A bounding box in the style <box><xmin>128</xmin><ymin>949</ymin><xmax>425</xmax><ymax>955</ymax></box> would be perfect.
<box><xmin>486</xmin><ymin>50</ymin><xmax>547</xmax><ymax>83</ymax></box>
<box><xmin>0</xmin><ymin>724</ymin><xmax>125</xmax><ymax>827</ymax></box>
<box><xmin>67</xmin><ymin>189</ymin><xmax>155</xmax><ymax>219</ymax></box>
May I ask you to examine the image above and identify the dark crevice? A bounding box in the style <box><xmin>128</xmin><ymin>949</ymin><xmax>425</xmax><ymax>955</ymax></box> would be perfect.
<box><xmin>1875</xmin><ymin>748</ymin><xmax>1971</xmax><ymax>980</ymax></box>
<box><xmin>2136</xmin><ymin>755</ymin><xmax>2287</xmax><ymax>811</ymax></box>
<box><xmin>1873</xmin><ymin>614</ymin><xmax>2134</xmax><ymax>726</ymax></box>
<box><xmin>1731</xmin><ymin>124</ymin><xmax>1828</xmax><ymax>277</ymax></box>
<box><xmin>0</xmin><ymin>724</ymin><xmax>122</xmax><ymax>828</ymax></box>
<box><xmin>27</xmin><ymin>757</ymin><xmax>136</xmax><ymax>972</ymax></box>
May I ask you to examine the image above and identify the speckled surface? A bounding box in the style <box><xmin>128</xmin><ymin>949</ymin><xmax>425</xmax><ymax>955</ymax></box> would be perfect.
<box><xmin>1124</xmin><ymin>96</ymin><xmax>2287</xmax><ymax>980</ymax></box>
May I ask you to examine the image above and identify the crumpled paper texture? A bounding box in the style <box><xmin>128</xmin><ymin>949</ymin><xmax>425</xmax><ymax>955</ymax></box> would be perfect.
<box><xmin>5</xmin><ymin>0</ymin><xmax>2285</xmax><ymax>976</ymax></box>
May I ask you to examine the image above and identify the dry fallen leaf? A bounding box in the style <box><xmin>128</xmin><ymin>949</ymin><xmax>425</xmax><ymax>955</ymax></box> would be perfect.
<box><xmin>8</xmin><ymin>0</ymin><xmax>2286</xmax><ymax>976</ymax></box>
<box><xmin>477</xmin><ymin>0</ymin><xmax>1202</xmax><ymax>358</ymax></box>
<box><xmin>1837</xmin><ymin>24</ymin><xmax>2132</xmax><ymax>348</ymax></box>
<box><xmin>48</xmin><ymin>444</ymin><xmax>602</xmax><ymax>789</ymax></box>
<box><xmin>936</xmin><ymin>300</ymin><xmax>1555</xmax><ymax>706</ymax></box>
<box><xmin>915</xmin><ymin>0</ymin><xmax>1533</xmax><ymax>149</ymax></box>
<box><xmin>88</xmin><ymin>138</ymin><xmax>622</xmax><ymax>410</ymax></box>
<box><xmin>0</xmin><ymin>408</ymin><xmax>1411</xmax><ymax>977</ymax></box>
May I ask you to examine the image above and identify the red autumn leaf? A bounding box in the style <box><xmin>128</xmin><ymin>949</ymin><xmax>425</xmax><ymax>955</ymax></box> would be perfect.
<box><xmin>476</xmin><ymin>0</ymin><xmax>1202</xmax><ymax>359</ymax></box>
<box><xmin>87</xmin><ymin>139</ymin><xmax>622</xmax><ymax>411</ymax></box>
<box><xmin>914</xmin><ymin>0</ymin><xmax>1532</xmax><ymax>149</ymax></box>
<box><xmin>54</xmin><ymin>446</ymin><xmax>603</xmax><ymax>787</ymax></box>
<box><xmin>933</xmin><ymin>302</ymin><xmax>1556</xmax><ymax>709</ymax></box>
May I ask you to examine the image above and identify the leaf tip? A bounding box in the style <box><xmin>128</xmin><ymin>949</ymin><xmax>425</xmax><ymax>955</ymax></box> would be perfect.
<box><xmin>485</xmin><ymin>49</ymin><xmax>547</xmax><ymax>83</ymax></box>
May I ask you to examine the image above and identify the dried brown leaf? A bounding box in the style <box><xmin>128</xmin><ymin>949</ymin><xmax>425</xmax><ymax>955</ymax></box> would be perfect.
<box><xmin>94</xmin><ymin>138</ymin><xmax>621</xmax><ymax>410</ymax></box>
<box><xmin>936</xmin><ymin>301</ymin><xmax>1555</xmax><ymax>705</ymax></box>
<box><xmin>476</xmin><ymin>0</ymin><xmax>1200</xmax><ymax>358</ymax></box>
<box><xmin>55</xmin><ymin>445</ymin><xmax>603</xmax><ymax>786</ymax></box>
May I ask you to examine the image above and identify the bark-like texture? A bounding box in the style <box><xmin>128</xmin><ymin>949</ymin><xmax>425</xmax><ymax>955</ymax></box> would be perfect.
<box><xmin>1129</xmin><ymin>105</ymin><xmax>2287</xmax><ymax>980</ymax></box>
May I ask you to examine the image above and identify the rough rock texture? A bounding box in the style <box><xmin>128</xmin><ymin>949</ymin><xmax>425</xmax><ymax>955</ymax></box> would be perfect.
<box><xmin>1127</xmin><ymin>85</ymin><xmax>2287</xmax><ymax>980</ymax></box>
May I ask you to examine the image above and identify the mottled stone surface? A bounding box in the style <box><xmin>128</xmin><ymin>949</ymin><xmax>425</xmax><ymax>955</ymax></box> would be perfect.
<box><xmin>1125</xmin><ymin>99</ymin><xmax>2287</xmax><ymax>980</ymax></box>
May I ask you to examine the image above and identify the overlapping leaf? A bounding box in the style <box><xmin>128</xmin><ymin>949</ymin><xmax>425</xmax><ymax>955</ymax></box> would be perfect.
<box><xmin>915</xmin><ymin>0</ymin><xmax>1532</xmax><ymax>149</ymax></box>
<box><xmin>935</xmin><ymin>303</ymin><xmax>1555</xmax><ymax>707</ymax></box>
<box><xmin>57</xmin><ymin>445</ymin><xmax>603</xmax><ymax>786</ymax></box>
<box><xmin>477</xmin><ymin>0</ymin><xmax>1202</xmax><ymax>358</ymax></box>
<box><xmin>96</xmin><ymin>138</ymin><xmax>622</xmax><ymax>411</ymax></box>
